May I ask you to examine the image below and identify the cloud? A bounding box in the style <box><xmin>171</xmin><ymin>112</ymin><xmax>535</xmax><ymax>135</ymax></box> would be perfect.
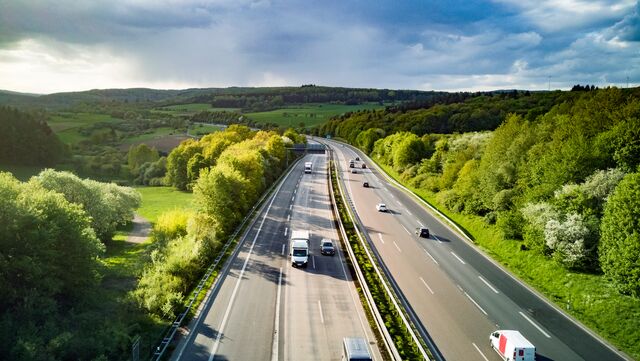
<box><xmin>491</xmin><ymin>0</ymin><xmax>637</xmax><ymax>32</ymax></box>
<box><xmin>0</xmin><ymin>0</ymin><xmax>637</xmax><ymax>93</ymax></box>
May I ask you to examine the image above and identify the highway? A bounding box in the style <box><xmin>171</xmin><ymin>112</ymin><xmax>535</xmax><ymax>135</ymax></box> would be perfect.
<box><xmin>172</xmin><ymin>152</ymin><xmax>382</xmax><ymax>361</ymax></box>
<box><xmin>323</xmin><ymin>138</ymin><xmax>627</xmax><ymax>361</ymax></box>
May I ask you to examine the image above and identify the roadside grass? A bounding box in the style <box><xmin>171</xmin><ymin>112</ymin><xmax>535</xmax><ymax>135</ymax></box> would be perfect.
<box><xmin>135</xmin><ymin>186</ymin><xmax>196</xmax><ymax>224</ymax></box>
<box><xmin>245</xmin><ymin>103</ymin><xmax>385</xmax><ymax>128</ymax></box>
<box><xmin>375</xmin><ymin>162</ymin><xmax>640</xmax><ymax>359</ymax></box>
<box><xmin>0</xmin><ymin>164</ymin><xmax>46</xmax><ymax>181</ymax></box>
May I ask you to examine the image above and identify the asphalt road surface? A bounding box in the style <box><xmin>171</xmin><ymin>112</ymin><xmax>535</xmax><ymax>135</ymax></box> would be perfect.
<box><xmin>172</xmin><ymin>153</ymin><xmax>381</xmax><ymax>361</ymax></box>
<box><xmin>323</xmin><ymin>138</ymin><xmax>628</xmax><ymax>361</ymax></box>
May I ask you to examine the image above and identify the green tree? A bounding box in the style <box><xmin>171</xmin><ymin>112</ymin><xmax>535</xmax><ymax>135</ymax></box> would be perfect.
<box><xmin>600</xmin><ymin>172</ymin><xmax>640</xmax><ymax>296</ymax></box>
<box><xmin>127</xmin><ymin>143</ymin><xmax>159</xmax><ymax>176</ymax></box>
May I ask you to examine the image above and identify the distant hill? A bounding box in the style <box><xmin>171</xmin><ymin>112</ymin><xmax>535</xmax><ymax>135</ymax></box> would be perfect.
<box><xmin>0</xmin><ymin>86</ymin><xmax>440</xmax><ymax>111</ymax></box>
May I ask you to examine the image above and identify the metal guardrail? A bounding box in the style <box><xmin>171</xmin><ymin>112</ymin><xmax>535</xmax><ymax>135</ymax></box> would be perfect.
<box><xmin>150</xmin><ymin>157</ymin><xmax>303</xmax><ymax>361</ymax></box>
<box><xmin>326</xmin><ymin>150</ymin><xmax>401</xmax><ymax>361</ymax></box>
<box><xmin>327</xmin><ymin>148</ymin><xmax>432</xmax><ymax>360</ymax></box>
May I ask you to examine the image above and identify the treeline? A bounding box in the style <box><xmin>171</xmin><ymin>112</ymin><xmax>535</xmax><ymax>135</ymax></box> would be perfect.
<box><xmin>0</xmin><ymin>106</ymin><xmax>67</xmax><ymax>166</ymax></box>
<box><xmin>314</xmin><ymin>90</ymin><xmax>571</xmax><ymax>141</ymax></box>
<box><xmin>134</xmin><ymin>126</ymin><xmax>294</xmax><ymax>318</ymax></box>
<box><xmin>0</xmin><ymin>171</ymin><xmax>140</xmax><ymax>359</ymax></box>
<box><xmin>357</xmin><ymin>87</ymin><xmax>640</xmax><ymax>294</ymax></box>
<box><xmin>183</xmin><ymin>86</ymin><xmax>445</xmax><ymax>112</ymax></box>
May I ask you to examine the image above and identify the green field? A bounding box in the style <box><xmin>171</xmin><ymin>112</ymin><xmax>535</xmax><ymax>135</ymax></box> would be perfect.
<box><xmin>244</xmin><ymin>103</ymin><xmax>385</xmax><ymax>127</ymax></box>
<box><xmin>135</xmin><ymin>186</ymin><xmax>196</xmax><ymax>223</ymax></box>
<box><xmin>152</xmin><ymin>103</ymin><xmax>240</xmax><ymax>115</ymax></box>
<box><xmin>121</xmin><ymin>127</ymin><xmax>179</xmax><ymax>144</ymax></box>
<box><xmin>190</xmin><ymin>123</ymin><xmax>224</xmax><ymax>136</ymax></box>
<box><xmin>48</xmin><ymin>112</ymin><xmax>123</xmax><ymax>144</ymax></box>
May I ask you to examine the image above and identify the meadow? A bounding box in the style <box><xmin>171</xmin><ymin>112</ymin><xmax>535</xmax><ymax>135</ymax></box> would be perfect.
<box><xmin>134</xmin><ymin>186</ymin><xmax>196</xmax><ymax>223</ymax></box>
<box><xmin>245</xmin><ymin>103</ymin><xmax>386</xmax><ymax>128</ymax></box>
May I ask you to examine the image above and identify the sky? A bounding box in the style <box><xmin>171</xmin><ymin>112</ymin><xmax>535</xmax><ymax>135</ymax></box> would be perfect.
<box><xmin>0</xmin><ymin>0</ymin><xmax>638</xmax><ymax>94</ymax></box>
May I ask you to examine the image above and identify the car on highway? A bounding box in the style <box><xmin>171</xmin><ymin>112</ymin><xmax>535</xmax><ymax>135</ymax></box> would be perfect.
<box><xmin>361</xmin><ymin>163</ymin><xmax>367</xmax><ymax>169</ymax></box>
<box><xmin>349</xmin><ymin>159</ymin><xmax>355</xmax><ymax>168</ymax></box>
<box><xmin>416</xmin><ymin>227</ymin><xmax>430</xmax><ymax>238</ymax></box>
<box><xmin>351</xmin><ymin>168</ymin><xmax>358</xmax><ymax>174</ymax></box>
<box><xmin>376</xmin><ymin>203</ymin><xmax>388</xmax><ymax>212</ymax></box>
<box><xmin>320</xmin><ymin>238</ymin><xmax>336</xmax><ymax>256</ymax></box>
<box><xmin>355</xmin><ymin>156</ymin><xmax>360</xmax><ymax>161</ymax></box>
<box><xmin>363</xmin><ymin>181</ymin><xmax>369</xmax><ymax>187</ymax></box>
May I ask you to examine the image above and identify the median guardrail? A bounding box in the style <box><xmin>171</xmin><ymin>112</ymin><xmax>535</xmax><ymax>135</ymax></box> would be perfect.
<box><xmin>326</xmin><ymin>147</ymin><xmax>433</xmax><ymax>361</ymax></box>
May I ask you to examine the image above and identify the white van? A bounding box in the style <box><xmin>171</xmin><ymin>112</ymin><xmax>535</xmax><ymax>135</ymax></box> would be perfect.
<box><xmin>290</xmin><ymin>230</ymin><xmax>310</xmax><ymax>268</ymax></box>
<box><xmin>342</xmin><ymin>337</ymin><xmax>372</xmax><ymax>361</ymax></box>
<box><xmin>490</xmin><ymin>330</ymin><xmax>536</xmax><ymax>361</ymax></box>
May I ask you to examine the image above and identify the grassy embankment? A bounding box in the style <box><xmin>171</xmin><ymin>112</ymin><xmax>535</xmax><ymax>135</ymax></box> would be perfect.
<box><xmin>374</xmin><ymin>162</ymin><xmax>640</xmax><ymax>360</ymax></box>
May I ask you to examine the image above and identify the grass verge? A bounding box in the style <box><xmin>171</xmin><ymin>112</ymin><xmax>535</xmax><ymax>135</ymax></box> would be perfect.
<box><xmin>374</xmin><ymin>161</ymin><xmax>640</xmax><ymax>360</ymax></box>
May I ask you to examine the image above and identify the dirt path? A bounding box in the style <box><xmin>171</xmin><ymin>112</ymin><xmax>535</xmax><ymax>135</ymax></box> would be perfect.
<box><xmin>127</xmin><ymin>213</ymin><xmax>152</xmax><ymax>244</ymax></box>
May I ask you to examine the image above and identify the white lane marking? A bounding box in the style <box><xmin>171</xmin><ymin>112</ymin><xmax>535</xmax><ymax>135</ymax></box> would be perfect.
<box><xmin>293</xmin><ymin>189</ymin><xmax>296</xmax><ymax>194</ymax></box>
<box><xmin>451</xmin><ymin>251</ymin><xmax>466</xmax><ymax>265</ymax></box>
<box><xmin>419</xmin><ymin>277</ymin><xmax>434</xmax><ymax>295</ymax></box>
<box><xmin>208</xmin><ymin>182</ymin><xmax>279</xmax><ymax>361</ymax></box>
<box><xmin>284</xmin><ymin>227</ymin><xmax>288</xmax><ymax>237</ymax></box>
<box><xmin>433</xmin><ymin>234</ymin><xmax>444</xmax><ymax>244</ymax></box>
<box><xmin>281</xmin><ymin>244</ymin><xmax>285</xmax><ymax>255</ymax></box>
<box><xmin>478</xmin><ymin>276</ymin><xmax>499</xmax><ymax>294</ymax></box>
<box><xmin>393</xmin><ymin>241</ymin><xmax>402</xmax><ymax>253</ymax></box>
<box><xmin>519</xmin><ymin>311</ymin><xmax>552</xmax><ymax>338</ymax></box>
<box><xmin>287</xmin><ymin>214</ymin><xmax>290</xmax><ymax>221</ymax></box>
<box><xmin>377</xmin><ymin>233</ymin><xmax>385</xmax><ymax>244</ymax></box>
<box><xmin>291</xmin><ymin>196</ymin><xmax>295</xmax><ymax>201</ymax></box>
<box><xmin>464</xmin><ymin>291</ymin><xmax>488</xmax><ymax>315</ymax></box>
<box><xmin>406</xmin><ymin>209</ymin><xmax>413</xmax><ymax>216</ymax></box>
<box><xmin>312</xmin><ymin>255</ymin><xmax>316</xmax><ymax>269</ymax></box>
<box><xmin>472</xmin><ymin>343</ymin><xmax>489</xmax><ymax>361</ymax></box>
<box><xmin>401</xmin><ymin>224</ymin><xmax>411</xmax><ymax>235</ymax></box>
<box><xmin>424</xmin><ymin>249</ymin><xmax>439</xmax><ymax>265</ymax></box>
<box><xmin>318</xmin><ymin>300</ymin><xmax>325</xmax><ymax>324</ymax></box>
<box><xmin>271</xmin><ymin>268</ymin><xmax>283</xmax><ymax>361</ymax></box>
<box><xmin>289</xmin><ymin>204</ymin><xmax>292</xmax><ymax>210</ymax></box>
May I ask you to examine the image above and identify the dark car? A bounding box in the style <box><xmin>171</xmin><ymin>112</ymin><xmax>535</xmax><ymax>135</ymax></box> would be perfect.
<box><xmin>320</xmin><ymin>239</ymin><xmax>336</xmax><ymax>255</ymax></box>
<box><xmin>416</xmin><ymin>227</ymin><xmax>430</xmax><ymax>238</ymax></box>
<box><xmin>363</xmin><ymin>181</ymin><xmax>369</xmax><ymax>187</ymax></box>
<box><xmin>361</xmin><ymin>163</ymin><xmax>367</xmax><ymax>169</ymax></box>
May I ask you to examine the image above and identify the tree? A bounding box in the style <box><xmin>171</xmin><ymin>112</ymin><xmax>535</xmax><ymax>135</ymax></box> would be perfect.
<box><xmin>600</xmin><ymin>172</ymin><xmax>640</xmax><ymax>296</ymax></box>
<box><xmin>33</xmin><ymin>169</ymin><xmax>140</xmax><ymax>241</ymax></box>
<box><xmin>127</xmin><ymin>143</ymin><xmax>159</xmax><ymax>176</ymax></box>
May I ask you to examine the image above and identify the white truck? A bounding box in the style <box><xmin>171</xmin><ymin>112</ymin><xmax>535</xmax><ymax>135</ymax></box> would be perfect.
<box><xmin>304</xmin><ymin>161</ymin><xmax>313</xmax><ymax>173</ymax></box>
<box><xmin>490</xmin><ymin>330</ymin><xmax>536</xmax><ymax>361</ymax></box>
<box><xmin>290</xmin><ymin>230</ymin><xmax>310</xmax><ymax>268</ymax></box>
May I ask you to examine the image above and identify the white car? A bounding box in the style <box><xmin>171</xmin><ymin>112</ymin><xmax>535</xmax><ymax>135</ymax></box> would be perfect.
<box><xmin>376</xmin><ymin>203</ymin><xmax>388</xmax><ymax>212</ymax></box>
